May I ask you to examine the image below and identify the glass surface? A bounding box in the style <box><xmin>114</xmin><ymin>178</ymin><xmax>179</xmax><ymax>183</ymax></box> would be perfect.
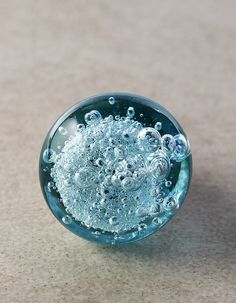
<box><xmin>39</xmin><ymin>93</ymin><xmax>192</xmax><ymax>244</ymax></box>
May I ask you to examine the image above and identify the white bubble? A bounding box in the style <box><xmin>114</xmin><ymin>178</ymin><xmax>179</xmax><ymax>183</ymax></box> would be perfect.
<box><xmin>109</xmin><ymin>216</ymin><xmax>118</xmax><ymax>225</ymax></box>
<box><xmin>95</xmin><ymin>158</ymin><xmax>104</xmax><ymax>167</ymax></box>
<box><xmin>111</xmin><ymin>174</ymin><xmax>122</xmax><ymax>188</ymax></box>
<box><xmin>138</xmin><ymin>127</ymin><xmax>161</xmax><ymax>153</ymax></box>
<box><xmin>121</xmin><ymin>177</ymin><xmax>141</xmax><ymax>191</ymax></box>
<box><xmin>108</xmin><ymin>97</ymin><xmax>116</xmax><ymax>105</ymax></box>
<box><xmin>152</xmin><ymin>217</ymin><xmax>162</xmax><ymax>226</ymax></box>
<box><xmin>58</xmin><ymin>126</ymin><xmax>68</xmax><ymax>136</ymax></box>
<box><xmin>163</xmin><ymin>196</ymin><xmax>179</xmax><ymax>211</ymax></box>
<box><xmin>138</xmin><ymin>223</ymin><xmax>147</xmax><ymax>232</ymax></box>
<box><xmin>161</xmin><ymin>134</ymin><xmax>176</xmax><ymax>154</ymax></box>
<box><xmin>74</xmin><ymin>167</ymin><xmax>96</xmax><ymax>188</ymax></box>
<box><xmin>154</xmin><ymin>122</ymin><xmax>162</xmax><ymax>131</ymax></box>
<box><xmin>62</xmin><ymin>215</ymin><xmax>72</xmax><ymax>225</ymax></box>
<box><xmin>77</xmin><ymin>124</ymin><xmax>85</xmax><ymax>131</ymax></box>
<box><xmin>43</xmin><ymin>148</ymin><xmax>56</xmax><ymax>163</ymax></box>
<box><xmin>84</xmin><ymin>110</ymin><xmax>102</xmax><ymax>125</ymax></box>
<box><xmin>93</xmin><ymin>231</ymin><xmax>101</xmax><ymax>238</ymax></box>
<box><xmin>127</xmin><ymin>107</ymin><xmax>135</xmax><ymax>118</ymax></box>
<box><xmin>165</xmin><ymin>180</ymin><xmax>172</xmax><ymax>187</ymax></box>
<box><xmin>150</xmin><ymin>204</ymin><xmax>161</xmax><ymax>215</ymax></box>
<box><xmin>172</xmin><ymin>134</ymin><xmax>190</xmax><ymax>162</ymax></box>
<box><xmin>149</xmin><ymin>151</ymin><xmax>170</xmax><ymax>180</ymax></box>
<box><xmin>63</xmin><ymin>180</ymin><xmax>70</xmax><ymax>187</ymax></box>
<box><xmin>47</xmin><ymin>181</ymin><xmax>54</xmax><ymax>192</ymax></box>
<box><xmin>135</xmin><ymin>208</ymin><xmax>148</xmax><ymax>218</ymax></box>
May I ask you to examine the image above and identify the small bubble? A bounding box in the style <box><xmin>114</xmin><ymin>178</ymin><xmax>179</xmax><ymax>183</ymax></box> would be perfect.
<box><xmin>74</xmin><ymin>167</ymin><xmax>96</xmax><ymax>188</ymax></box>
<box><xmin>135</xmin><ymin>208</ymin><xmax>148</xmax><ymax>218</ymax></box>
<box><xmin>138</xmin><ymin>127</ymin><xmax>161</xmax><ymax>153</ymax></box>
<box><xmin>43</xmin><ymin>148</ymin><xmax>56</xmax><ymax>163</ymax></box>
<box><xmin>62</xmin><ymin>215</ymin><xmax>72</xmax><ymax>225</ymax></box>
<box><xmin>138</xmin><ymin>223</ymin><xmax>147</xmax><ymax>232</ymax></box>
<box><xmin>149</xmin><ymin>152</ymin><xmax>170</xmax><ymax>181</ymax></box>
<box><xmin>115</xmin><ymin>115</ymin><xmax>120</xmax><ymax>120</ymax></box>
<box><xmin>92</xmin><ymin>202</ymin><xmax>99</xmax><ymax>208</ymax></box>
<box><xmin>93</xmin><ymin>231</ymin><xmax>101</xmax><ymax>238</ymax></box>
<box><xmin>58</xmin><ymin>126</ymin><xmax>68</xmax><ymax>136</ymax></box>
<box><xmin>109</xmin><ymin>216</ymin><xmax>118</xmax><ymax>225</ymax></box>
<box><xmin>84</xmin><ymin>110</ymin><xmax>102</xmax><ymax>125</ymax></box>
<box><xmin>121</xmin><ymin>177</ymin><xmax>140</xmax><ymax>191</ymax></box>
<box><xmin>163</xmin><ymin>196</ymin><xmax>179</xmax><ymax>211</ymax></box>
<box><xmin>108</xmin><ymin>97</ymin><xmax>116</xmax><ymax>105</ymax></box>
<box><xmin>140</xmin><ymin>113</ymin><xmax>144</xmax><ymax>118</ymax></box>
<box><xmin>154</xmin><ymin>122</ymin><xmax>162</xmax><ymax>131</ymax></box>
<box><xmin>63</xmin><ymin>180</ymin><xmax>70</xmax><ymax>187</ymax></box>
<box><xmin>172</xmin><ymin>134</ymin><xmax>190</xmax><ymax>162</ymax></box>
<box><xmin>127</xmin><ymin>107</ymin><xmax>135</xmax><ymax>118</ymax></box>
<box><xmin>161</xmin><ymin>134</ymin><xmax>176</xmax><ymax>154</ymax></box>
<box><xmin>77</xmin><ymin>124</ymin><xmax>85</xmax><ymax>131</ymax></box>
<box><xmin>152</xmin><ymin>217</ymin><xmax>162</xmax><ymax>226</ymax></box>
<box><xmin>114</xmin><ymin>234</ymin><xmax>120</xmax><ymax>240</ymax></box>
<box><xmin>47</xmin><ymin>181</ymin><xmax>54</xmax><ymax>192</ymax></box>
<box><xmin>150</xmin><ymin>204</ymin><xmax>162</xmax><ymax>215</ymax></box>
<box><xmin>165</xmin><ymin>180</ymin><xmax>172</xmax><ymax>187</ymax></box>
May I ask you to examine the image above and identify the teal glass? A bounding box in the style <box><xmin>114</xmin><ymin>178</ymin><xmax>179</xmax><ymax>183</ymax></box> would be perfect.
<box><xmin>39</xmin><ymin>93</ymin><xmax>192</xmax><ymax>244</ymax></box>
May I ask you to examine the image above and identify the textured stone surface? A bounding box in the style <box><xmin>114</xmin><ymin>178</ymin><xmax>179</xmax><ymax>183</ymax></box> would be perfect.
<box><xmin>0</xmin><ymin>0</ymin><xmax>235</xmax><ymax>302</ymax></box>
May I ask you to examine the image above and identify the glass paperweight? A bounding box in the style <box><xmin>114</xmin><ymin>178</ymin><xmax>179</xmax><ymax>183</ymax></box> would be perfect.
<box><xmin>39</xmin><ymin>93</ymin><xmax>192</xmax><ymax>244</ymax></box>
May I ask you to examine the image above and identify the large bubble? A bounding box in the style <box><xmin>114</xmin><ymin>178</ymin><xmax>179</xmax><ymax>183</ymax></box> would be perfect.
<box><xmin>137</xmin><ymin>127</ymin><xmax>161</xmax><ymax>153</ymax></box>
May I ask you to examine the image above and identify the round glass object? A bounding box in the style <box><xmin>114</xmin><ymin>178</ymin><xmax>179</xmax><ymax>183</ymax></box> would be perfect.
<box><xmin>39</xmin><ymin>93</ymin><xmax>192</xmax><ymax>244</ymax></box>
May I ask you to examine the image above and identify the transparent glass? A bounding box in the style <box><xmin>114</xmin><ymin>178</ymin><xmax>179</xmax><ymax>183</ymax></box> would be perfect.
<box><xmin>39</xmin><ymin>93</ymin><xmax>192</xmax><ymax>244</ymax></box>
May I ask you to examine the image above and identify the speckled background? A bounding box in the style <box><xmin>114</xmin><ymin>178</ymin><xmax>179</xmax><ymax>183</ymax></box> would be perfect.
<box><xmin>0</xmin><ymin>1</ymin><xmax>235</xmax><ymax>302</ymax></box>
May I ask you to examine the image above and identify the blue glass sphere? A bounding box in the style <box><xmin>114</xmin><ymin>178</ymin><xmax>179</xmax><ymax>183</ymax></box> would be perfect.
<box><xmin>39</xmin><ymin>93</ymin><xmax>192</xmax><ymax>244</ymax></box>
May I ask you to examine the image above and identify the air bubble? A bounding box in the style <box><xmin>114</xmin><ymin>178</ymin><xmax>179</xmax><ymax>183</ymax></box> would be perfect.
<box><xmin>163</xmin><ymin>196</ymin><xmax>179</xmax><ymax>211</ymax></box>
<box><xmin>150</xmin><ymin>204</ymin><xmax>161</xmax><ymax>215</ymax></box>
<box><xmin>121</xmin><ymin>177</ymin><xmax>141</xmax><ymax>191</ymax></box>
<box><xmin>165</xmin><ymin>180</ymin><xmax>172</xmax><ymax>187</ymax></box>
<box><xmin>109</xmin><ymin>216</ymin><xmax>118</xmax><ymax>225</ymax></box>
<box><xmin>127</xmin><ymin>107</ymin><xmax>135</xmax><ymax>118</ymax></box>
<box><xmin>43</xmin><ymin>148</ymin><xmax>56</xmax><ymax>163</ymax></box>
<box><xmin>62</xmin><ymin>215</ymin><xmax>72</xmax><ymax>225</ymax></box>
<box><xmin>93</xmin><ymin>231</ymin><xmax>101</xmax><ymax>238</ymax></box>
<box><xmin>149</xmin><ymin>151</ymin><xmax>170</xmax><ymax>181</ymax></box>
<box><xmin>172</xmin><ymin>134</ymin><xmax>190</xmax><ymax>162</ymax></box>
<box><xmin>58</xmin><ymin>126</ymin><xmax>68</xmax><ymax>136</ymax></box>
<box><xmin>84</xmin><ymin>110</ymin><xmax>102</xmax><ymax>125</ymax></box>
<box><xmin>77</xmin><ymin>124</ymin><xmax>85</xmax><ymax>131</ymax></box>
<box><xmin>138</xmin><ymin>223</ymin><xmax>147</xmax><ymax>232</ymax></box>
<box><xmin>74</xmin><ymin>167</ymin><xmax>96</xmax><ymax>188</ymax></box>
<box><xmin>154</xmin><ymin>122</ymin><xmax>162</xmax><ymax>131</ymax></box>
<box><xmin>152</xmin><ymin>217</ymin><xmax>162</xmax><ymax>226</ymax></box>
<box><xmin>161</xmin><ymin>134</ymin><xmax>176</xmax><ymax>154</ymax></box>
<box><xmin>138</xmin><ymin>127</ymin><xmax>161</xmax><ymax>153</ymax></box>
<box><xmin>135</xmin><ymin>208</ymin><xmax>148</xmax><ymax>218</ymax></box>
<box><xmin>108</xmin><ymin>97</ymin><xmax>116</xmax><ymax>105</ymax></box>
<box><xmin>47</xmin><ymin>181</ymin><xmax>54</xmax><ymax>192</ymax></box>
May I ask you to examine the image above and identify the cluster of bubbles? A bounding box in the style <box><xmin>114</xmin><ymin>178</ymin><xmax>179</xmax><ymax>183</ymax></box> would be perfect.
<box><xmin>44</xmin><ymin>98</ymin><xmax>190</xmax><ymax>235</ymax></box>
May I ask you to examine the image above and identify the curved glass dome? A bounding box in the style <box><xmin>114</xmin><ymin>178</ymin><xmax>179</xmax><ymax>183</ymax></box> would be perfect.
<box><xmin>39</xmin><ymin>93</ymin><xmax>192</xmax><ymax>244</ymax></box>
